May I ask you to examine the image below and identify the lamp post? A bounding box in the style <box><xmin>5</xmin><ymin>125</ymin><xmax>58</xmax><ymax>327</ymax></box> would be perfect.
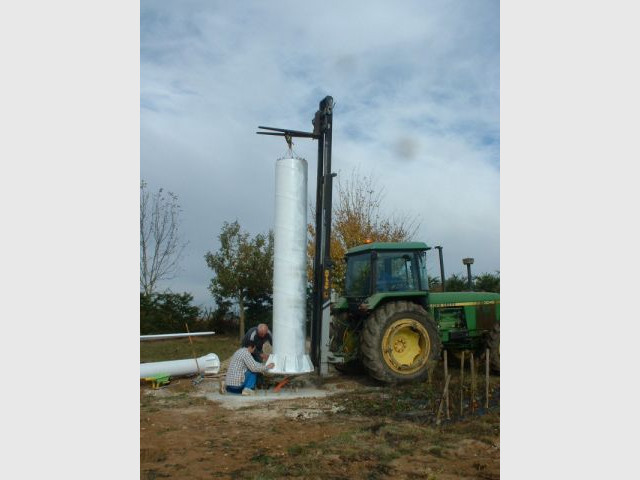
<box><xmin>462</xmin><ymin>257</ymin><xmax>474</xmax><ymax>290</ymax></box>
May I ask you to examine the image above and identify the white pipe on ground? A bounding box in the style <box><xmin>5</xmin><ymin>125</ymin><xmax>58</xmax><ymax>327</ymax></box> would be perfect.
<box><xmin>140</xmin><ymin>353</ymin><xmax>220</xmax><ymax>378</ymax></box>
<box><xmin>267</xmin><ymin>157</ymin><xmax>314</xmax><ymax>375</ymax></box>
<box><xmin>140</xmin><ymin>332</ymin><xmax>215</xmax><ymax>341</ymax></box>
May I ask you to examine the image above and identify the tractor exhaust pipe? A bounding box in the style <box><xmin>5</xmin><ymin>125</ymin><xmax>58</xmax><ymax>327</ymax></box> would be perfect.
<box><xmin>435</xmin><ymin>246</ymin><xmax>445</xmax><ymax>292</ymax></box>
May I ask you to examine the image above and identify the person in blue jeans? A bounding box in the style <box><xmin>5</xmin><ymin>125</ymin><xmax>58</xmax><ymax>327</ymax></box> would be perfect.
<box><xmin>224</xmin><ymin>340</ymin><xmax>275</xmax><ymax>395</ymax></box>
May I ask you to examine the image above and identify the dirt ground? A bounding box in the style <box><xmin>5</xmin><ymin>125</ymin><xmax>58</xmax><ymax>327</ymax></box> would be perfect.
<box><xmin>141</xmin><ymin>370</ymin><xmax>499</xmax><ymax>479</ymax></box>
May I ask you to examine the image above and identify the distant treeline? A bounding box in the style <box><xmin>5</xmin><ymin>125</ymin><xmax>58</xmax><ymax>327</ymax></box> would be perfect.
<box><xmin>140</xmin><ymin>271</ymin><xmax>499</xmax><ymax>335</ymax></box>
<box><xmin>428</xmin><ymin>271</ymin><xmax>500</xmax><ymax>293</ymax></box>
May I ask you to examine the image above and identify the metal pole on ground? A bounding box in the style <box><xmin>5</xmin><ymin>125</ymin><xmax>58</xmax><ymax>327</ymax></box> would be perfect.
<box><xmin>459</xmin><ymin>351</ymin><xmax>465</xmax><ymax>417</ymax></box>
<box><xmin>470</xmin><ymin>352</ymin><xmax>475</xmax><ymax>413</ymax></box>
<box><xmin>436</xmin><ymin>374</ymin><xmax>451</xmax><ymax>426</ymax></box>
<box><xmin>185</xmin><ymin>324</ymin><xmax>204</xmax><ymax>385</ymax></box>
<box><xmin>485</xmin><ymin>348</ymin><xmax>490</xmax><ymax>409</ymax></box>
<box><xmin>443</xmin><ymin>350</ymin><xmax>450</xmax><ymax>420</ymax></box>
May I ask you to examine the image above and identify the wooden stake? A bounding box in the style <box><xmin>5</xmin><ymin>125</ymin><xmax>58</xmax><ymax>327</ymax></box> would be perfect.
<box><xmin>485</xmin><ymin>348</ymin><xmax>490</xmax><ymax>409</ymax></box>
<box><xmin>436</xmin><ymin>374</ymin><xmax>451</xmax><ymax>426</ymax></box>
<box><xmin>443</xmin><ymin>350</ymin><xmax>450</xmax><ymax>420</ymax></box>
<box><xmin>470</xmin><ymin>352</ymin><xmax>475</xmax><ymax>413</ymax></box>
<box><xmin>459</xmin><ymin>351</ymin><xmax>465</xmax><ymax>416</ymax></box>
<box><xmin>185</xmin><ymin>323</ymin><xmax>202</xmax><ymax>381</ymax></box>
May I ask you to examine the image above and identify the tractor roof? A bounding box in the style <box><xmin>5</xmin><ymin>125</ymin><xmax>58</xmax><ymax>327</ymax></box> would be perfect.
<box><xmin>346</xmin><ymin>241</ymin><xmax>429</xmax><ymax>255</ymax></box>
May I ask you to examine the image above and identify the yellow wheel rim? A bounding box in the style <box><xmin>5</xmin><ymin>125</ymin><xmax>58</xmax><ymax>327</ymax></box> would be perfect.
<box><xmin>382</xmin><ymin>318</ymin><xmax>431</xmax><ymax>374</ymax></box>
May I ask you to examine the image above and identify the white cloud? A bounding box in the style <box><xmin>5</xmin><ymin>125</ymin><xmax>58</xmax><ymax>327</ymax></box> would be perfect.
<box><xmin>141</xmin><ymin>0</ymin><xmax>500</xmax><ymax>306</ymax></box>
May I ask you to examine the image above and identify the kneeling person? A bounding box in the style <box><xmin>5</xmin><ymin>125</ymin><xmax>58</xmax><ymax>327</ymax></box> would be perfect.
<box><xmin>225</xmin><ymin>340</ymin><xmax>275</xmax><ymax>395</ymax></box>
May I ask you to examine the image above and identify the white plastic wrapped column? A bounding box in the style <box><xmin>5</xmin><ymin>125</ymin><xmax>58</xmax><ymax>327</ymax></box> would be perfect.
<box><xmin>267</xmin><ymin>157</ymin><xmax>314</xmax><ymax>374</ymax></box>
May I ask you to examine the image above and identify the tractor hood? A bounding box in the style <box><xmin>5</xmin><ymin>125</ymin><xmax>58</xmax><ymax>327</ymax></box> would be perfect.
<box><xmin>428</xmin><ymin>291</ymin><xmax>499</xmax><ymax>307</ymax></box>
<box><xmin>332</xmin><ymin>291</ymin><xmax>499</xmax><ymax>313</ymax></box>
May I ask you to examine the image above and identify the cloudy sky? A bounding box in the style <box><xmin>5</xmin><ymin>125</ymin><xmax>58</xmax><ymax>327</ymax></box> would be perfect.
<box><xmin>141</xmin><ymin>0</ymin><xmax>499</xmax><ymax>308</ymax></box>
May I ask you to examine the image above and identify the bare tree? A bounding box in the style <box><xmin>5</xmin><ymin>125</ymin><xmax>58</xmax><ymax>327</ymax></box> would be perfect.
<box><xmin>140</xmin><ymin>180</ymin><xmax>187</xmax><ymax>296</ymax></box>
<box><xmin>308</xmin><ymin>168</ymin><xmax>420</xmax><ymax>294</ymax></box>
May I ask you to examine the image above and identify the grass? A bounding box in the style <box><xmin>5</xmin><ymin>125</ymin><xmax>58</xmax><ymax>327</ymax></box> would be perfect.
<box><xmin>233</xmin><ymin>424</ymin><xmax>419</xmax><ymax>479</ymax></box>
<box><xmin>140</xmin><ymin>334</ymin><xmax>238</xmax><ymax>363</ymax></box>
<box><xmin>231</xmin><ymin>404</ymin><xmax>499</xmax><ymax>478</ymax></box>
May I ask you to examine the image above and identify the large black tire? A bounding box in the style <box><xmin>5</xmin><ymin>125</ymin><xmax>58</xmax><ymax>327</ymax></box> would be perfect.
<box><xmin>360</xmin><ymin>301</ymin><xmax>442</xmax><ymax>384</ymax></box>
<box><xmin>486</xmin><ymin>323</ymin><xmax>500</xmax><ymax>372</ymax></box>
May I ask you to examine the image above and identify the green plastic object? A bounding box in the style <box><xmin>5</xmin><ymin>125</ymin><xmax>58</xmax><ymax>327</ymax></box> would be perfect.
<box><xmin>144</xmin><ymin>373</ymin><xmax>171</xmax><ymax>389</ymax></box>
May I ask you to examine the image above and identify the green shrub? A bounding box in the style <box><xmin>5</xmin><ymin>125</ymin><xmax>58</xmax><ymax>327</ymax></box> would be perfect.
<box><xmin>140</xmin><ymin>292</ymin><xmax>201</xmax><ymax>335</ymax></box>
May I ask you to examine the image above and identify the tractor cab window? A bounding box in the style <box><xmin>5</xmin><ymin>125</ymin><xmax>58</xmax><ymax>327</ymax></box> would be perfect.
<box><xmin>375</xmin><ymin>252</ymin><xmax>418</xmax><ymax>292</ymax></box>
<box><xmin>345</xmin><ymin>253</ymin><xmax>372</xmax><ymax>297</ymax></box>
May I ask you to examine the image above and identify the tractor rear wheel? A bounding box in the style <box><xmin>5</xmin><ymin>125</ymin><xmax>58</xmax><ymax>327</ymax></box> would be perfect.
<box><xmin>487</xmin><ymin>323</ymin><xmax>500</xmax><ymax>372</ymax></box>
<box><xmin>360</xmin><ymin>301</ymin><xmax>441</xmax><ymax>384</ymax></box>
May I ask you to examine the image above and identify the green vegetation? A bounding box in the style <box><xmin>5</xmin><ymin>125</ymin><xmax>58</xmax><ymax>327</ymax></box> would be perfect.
<box><xmin>140</xmin><ymin>292</ymin><xmax>201</xmax><ymax>335</ymax></box>
<box><xmin>429</xmin><ymin>271</ymin><xmax>500</xmax><ymax>293</ymax></box>
<box><xmin>205</xmin><ymin>220</ymin><xmax>274</xmax><ymax>340</ymax></box>
<box><xmin>473</xmin><ymin>271</ymin><xmax>500</xmax><ymax>293</ymax></box>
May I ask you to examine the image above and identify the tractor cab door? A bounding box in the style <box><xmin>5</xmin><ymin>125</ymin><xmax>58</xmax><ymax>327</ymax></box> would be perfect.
<box><xmin>345</xmin><ymin>252</ymin><xmax>373</xmax><ymax>297</ymax></box>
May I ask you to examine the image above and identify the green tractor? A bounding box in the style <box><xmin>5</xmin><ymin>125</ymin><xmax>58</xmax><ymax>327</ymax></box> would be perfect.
<box><xmin>329</xmin><ymin>242</ymin><xmax>499</xmax><ymax>383</ymax></box>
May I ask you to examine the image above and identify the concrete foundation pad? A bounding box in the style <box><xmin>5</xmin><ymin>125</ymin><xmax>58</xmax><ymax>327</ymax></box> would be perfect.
<box><xmin>205</xmin><ymin>386</ymin><xmax>338</xmax><ymax>409</ymax></box>
<box><xmin>141</xmin><ymin>370</ymin><xmax>382</xmax><ymax>415</ymax></box>
<box><xmin>199</xmin><ymin>374</ymin><xmax>376</xmax><ymax>410</ymax></box>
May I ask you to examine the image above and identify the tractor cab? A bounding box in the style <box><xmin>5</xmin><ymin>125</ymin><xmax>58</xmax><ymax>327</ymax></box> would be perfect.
<box><xmin>343</xmin><ymin>242</ymin><xmax>429</xmax><ymax>312</ymax></box>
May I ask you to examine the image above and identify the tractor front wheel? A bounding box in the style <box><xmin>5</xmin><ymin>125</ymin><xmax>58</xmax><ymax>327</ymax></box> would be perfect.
<box><xmin>360</xmin><ymin>301</ymin><xmax>441</xmax><ymax>384</ymax></box>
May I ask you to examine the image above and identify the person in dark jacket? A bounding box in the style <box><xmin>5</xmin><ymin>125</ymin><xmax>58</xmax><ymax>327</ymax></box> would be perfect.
<box><xmin>241</xmin><ymin>323</ymin><xmax>273</xmax><ymax>362</ymax></box>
